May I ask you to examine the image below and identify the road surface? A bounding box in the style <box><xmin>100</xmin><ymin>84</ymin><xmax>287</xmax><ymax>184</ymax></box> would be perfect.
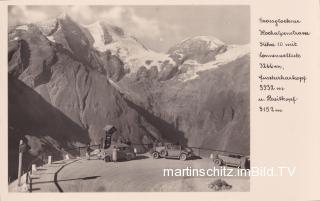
<box><xmin>14</xmin><ymin>154</ymin><xmax>249</xmax><ymax>192</ymax></box>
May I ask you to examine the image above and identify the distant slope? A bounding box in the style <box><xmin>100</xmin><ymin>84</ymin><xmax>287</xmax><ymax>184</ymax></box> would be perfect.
<box><xmin>113</xmin><ymin>36</ymin><xmax>250</xmax><ymax>154</ymax></box>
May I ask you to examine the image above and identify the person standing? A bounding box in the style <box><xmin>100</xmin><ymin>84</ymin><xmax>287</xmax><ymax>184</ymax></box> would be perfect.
<box><xmin>112</xmin><ymin>146</ymin><xmax>118</xmax><ymax>162</ymax></box>
<box><xmin>86</xmin><ymin>143</ymin><xmax>91</xmax><ymax>160</ymax></box>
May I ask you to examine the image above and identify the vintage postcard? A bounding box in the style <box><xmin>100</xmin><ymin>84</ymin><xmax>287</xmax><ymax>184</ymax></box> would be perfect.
<box><xmin>0</xmin><ymin>0</ymin><xmax>319</xmax><ymax>201</ymax></box>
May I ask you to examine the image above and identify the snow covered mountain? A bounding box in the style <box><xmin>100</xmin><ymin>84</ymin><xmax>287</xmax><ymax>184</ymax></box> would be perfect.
<box><xmin>84</xmin><ymin>20</ymin><xmax>176</xmax><ymax>76</ymax></box>
<box><xmin>175</xmin><ymin>43</ymin><xmax>250</xmax><ymax>81</ymax></box>
<box><xmin>168</xmin><ymin>36</ymin><xmax>227</xmax><ymax>64</ymax></box>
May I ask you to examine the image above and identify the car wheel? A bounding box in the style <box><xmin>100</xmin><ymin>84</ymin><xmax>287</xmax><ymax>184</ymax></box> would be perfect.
<box><xmin>104</xmin><ymin>155</ymin><xmax>111</xmax><ymax>162</ymax></box>
<box><xmin>213</xmin><ymin>158</ymin><xmax>222</xmax><ymax>166</ymax></box>
<box><xmin>160</xmin><ymin>150</ymin><xmax>167</xmax><ymax>157</ymax></box>
<box><xmin>240</xmin><ymin>157</ymin><xmax>249</xmax><ymax>169</ymax></box>
<box><xmin>179</xmin><ymin>153</ymin><xmax>187</xmax><ymax>161</ymax></box>
<box><xmin>153</xmin><ymin>152</ymin><xmax>160</xmax><ymax>159</ymax></box>
<box><xmin>126</xmin><ymin>154</ymin><xmax>132</xmax><ymax>161</ymax></box>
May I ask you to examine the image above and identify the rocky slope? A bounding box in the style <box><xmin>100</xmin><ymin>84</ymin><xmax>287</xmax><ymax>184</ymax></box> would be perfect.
<box><xmin>115</xmin><ymin>39</ymin><xmax>250</xmax><ymax>154</ymax></box>
<box><xmin>8</xmin><ymin>15</ymin><xmax>165</xmax><ymax>180</ymax></box>
<box><xmin>8</xmin><ymin>14</ymin><xmax>250</xmax><ymax>180</ymax></box>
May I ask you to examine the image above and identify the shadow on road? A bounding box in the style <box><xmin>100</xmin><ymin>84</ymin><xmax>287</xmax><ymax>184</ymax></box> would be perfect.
<box><xmin>189</xmin><ymin>155</ymin><xmax>202</xmax><ymax>160</ymax></box>
<box><xmin>33</xmin><ymin>176</ymin><xmax>101</xmax><ymax>185</ymax></box>
<box><xmin>30</xmin><ymin>188</ymin><xmax>40</xmax><ymax>191</ymax></box>
<box><xmin>35</xmin><ymin>172</ymin><xmax>56</xmax><ymax>175</ymax></box>
<box><xmin>36</xmin><ymin>168</ymin><xmax>47</xmax><ymax>171</ymax></box>
<box><xmin>134</xmin><ymin>155</ymin><xmax>149</xmax><ymax>160</ymax></box>
<box><xmin>115</xmin><ymin>155</ymin><xmax>149</xmax><ymax>162</ymax></box>
<box><xmin>52</xmin><ymin>162</ymin><xmax>66</xmax><ymax>165</ymax></box>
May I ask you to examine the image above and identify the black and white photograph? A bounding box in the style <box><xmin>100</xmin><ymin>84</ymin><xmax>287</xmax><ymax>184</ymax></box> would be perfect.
<box><xmin>7</xmin><ymin>5</ymin><xmax>250</xmax><ymax>192</ymax></box>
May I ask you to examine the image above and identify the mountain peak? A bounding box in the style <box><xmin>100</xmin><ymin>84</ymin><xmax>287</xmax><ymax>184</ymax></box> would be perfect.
<box><xmin>168</xmin><ymin>35</ymin><xmax>227</xmax><ymax>64</ymax></box>
<box><xmin>57</xmin><ymin>12</ymin><xmax>70</xmax><ymax>20</ymax></box>
<box><xmin>180</xmin><ymin>35</ymin><xmax>225</xmax><ymax>49</ymax></box>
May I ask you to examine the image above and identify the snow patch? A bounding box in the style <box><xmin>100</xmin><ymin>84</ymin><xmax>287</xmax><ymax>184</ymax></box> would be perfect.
<box><xmin>182</xmin><ymin>59</ymin><xmax>200</xmax><ymax>66</ymax></box>
<box><xmin>16</xmin><ymin>25</ymin><xmax>29</xmax><ymax>31</ymax></box>
<box><xmin>180</xmin><ymin>44</ymin><xmax>250</xmax><ymax>81</ymax></box>
<box><xmin>193</xmin><ymin>36</ymin><xmax>225</xmax><ymax>49</ymax></box>
<box><xmin>108</xmin><ymin>78</ymin><xmax>124</xmax><ymax>94</ymax></box>
<box><xmin>174</xmin><ymin>51</ymin><xmax>184</xmax><ymax>59</ymax></box>
<box><xmin>215</xmin><ymin>44</ymin><xmax>250</xmax><ymax>61</ymax></box>
<box><xmin>105</xmin><ymin>38</ymin><xmax>147</xmax><ymax>59</ymax></box>
<box><xmin>85</xmin><ymin>22</ymin><xmax>106</xmax><ymax>51</ymax></box>
<box><xmin>84</xmin><ymin>20</ymin><xmax>177</xmax><ymax>75</ymax></box>
<box><xmin>85</xmin><ymin>21</ymin><xmax>128</xmax><ymax>52</ymax></box>
<box><xmin>10</xmin><ymin>37</ymin><xmax>19</xmax><ymax>41</ymax></box>
<box><xmin>102</xmin><ymin>36</ymin><xmax>176</xmax><ymax>74</ymax></box>
<box><xmin>47</xmin><ymin>36</ymin><xmax>55</xmax><ymax>43</ymax></box>
<box><xmin>122</xmin><ymin>50</ymin><xmax>175</xmax><ymax>74</ymax></box>
<box><xmin>179</xmin><ymin>35</ymin><xmax>225</xmax><ymax>50</ymax></box>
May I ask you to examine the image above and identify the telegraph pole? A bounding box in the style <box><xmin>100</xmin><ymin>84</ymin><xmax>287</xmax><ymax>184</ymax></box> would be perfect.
<box><xmin>17</xmin><ymin>140</ymin><xmax>23</xmax><ymax>186</ymax></box>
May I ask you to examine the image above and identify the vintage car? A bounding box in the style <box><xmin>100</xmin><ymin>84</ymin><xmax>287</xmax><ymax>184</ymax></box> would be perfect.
<box><xmin>151</xmin><ymin>143</ymin><xmax>192</xmax><ymax>161</ymax></box>
<box><xmin>213</xmin><ymin>153</ymin><xmax>250</xmax><ymax>169</ymax></box>
<box><xmin>115</xmin><ymin>144</ymin><xmax>136</xmax><ymax>161</ymax></box>
<box><xmin>91</xmin><ymin>125</ymin><xmax>136</xmax><ymax>162</ymax></box>
<box><xmin>95</xmin><ymin>143</ymin><xmax>136</xmax><ymax>162</ymax></box>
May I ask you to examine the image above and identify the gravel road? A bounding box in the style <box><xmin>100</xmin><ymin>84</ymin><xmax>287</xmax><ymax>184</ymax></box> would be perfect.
<box><xmin>52</xmin><ymin>154</ymin><xmax>249</xmax><ymax>192</ymax></box>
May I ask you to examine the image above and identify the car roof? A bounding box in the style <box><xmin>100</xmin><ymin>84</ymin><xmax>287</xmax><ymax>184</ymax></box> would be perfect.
<box><xmin>165</xmin><ymin>143</ymin><xmax>180</xmax><ymax>145</ymax></box>
<box><xmin>116</xmin><ymin>143</ymin><xmax>130</xmax><ymax>148</ymax></box>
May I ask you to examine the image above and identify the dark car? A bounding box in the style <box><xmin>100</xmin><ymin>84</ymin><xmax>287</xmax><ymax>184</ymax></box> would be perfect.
<box><xmin>151</xmin><ymin>143</ymin><xmax>192</xmax><ymax>161</ymax></box>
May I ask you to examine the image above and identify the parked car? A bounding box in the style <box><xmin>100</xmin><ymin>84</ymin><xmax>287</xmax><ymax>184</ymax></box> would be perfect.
<box><xmin>213</xmin><ymin>153</ymin><xmax>250</xmax><ymax>169</ymax></box>
<box><xmin>96</xmin><ymin>143</ymin><xmax>136</xmax><ymax>162</ymax></box>
<box><xmin>151</xmin><ymin>143</ymin><xmax>192</xmax><ymax>161</ymax></box>
<box><xmin>116</xmin><ymin>144</ymin><xmax>136</xmax><ymax>161</ymax></box>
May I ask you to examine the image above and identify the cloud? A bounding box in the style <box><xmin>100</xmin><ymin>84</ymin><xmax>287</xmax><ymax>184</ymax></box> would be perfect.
<box><xmin>9</xmin><ymin>6</ymin><xmax>180</xmax><ymax>39</ymax></box>
<box><xmin>8</xmin><ymin>6</ymin><xmax>182</xmax><ymax>51</ymax></box>
<box><xmin>66</xmin><ymin>6</ymin><xmax>96</xmax><ymax>24</ymax></box>
<box><xmin>9</xmin><ymin>6</ymin><xmax>48</xmax><ymax>26</ymax></box>
<box><xmin>66</xmin><ymin>6</ymin><xmax>181</xmax><ymax>45</ymax></box>
<box><xmin>99</xmin><ymin>7</ymin><xmax>180</xmax><ymax>42</ymax></box>
<box><xmin>99</xmin><ymin>7</ymin><xmax>162</xmax><ymax>39</ymax></box>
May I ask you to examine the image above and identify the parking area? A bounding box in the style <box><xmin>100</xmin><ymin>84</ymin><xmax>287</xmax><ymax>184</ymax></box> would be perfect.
<box><xmin>21</xmin><ymin>154</ymin><xmax>249</xmax><ymax>192</ymax></box>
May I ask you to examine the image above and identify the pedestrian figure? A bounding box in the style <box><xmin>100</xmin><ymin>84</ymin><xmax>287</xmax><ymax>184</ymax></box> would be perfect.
<box><xmin>86</xmin><ymin>143</ymin><xmax>91</xmax><ymax>160</ymax></box>
<box><xmin>112</xmin><ymin>146</ymin><xmax>118</xmax><ymax>162</ymax></box>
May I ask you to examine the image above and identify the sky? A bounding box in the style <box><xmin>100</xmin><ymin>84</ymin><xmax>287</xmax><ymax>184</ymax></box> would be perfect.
<box><xmin>8</xmin><ymin>5</ymin><xmax>250</xmax><ymax>52</ymax></box>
